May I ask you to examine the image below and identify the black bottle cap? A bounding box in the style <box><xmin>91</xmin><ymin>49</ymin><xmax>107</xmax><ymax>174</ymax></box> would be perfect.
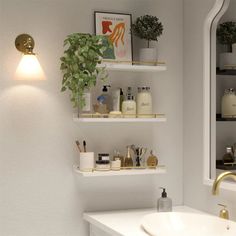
<box><xmin>160</xmin><ymin>187</ymin><xmax>167</xmax><ymax>198</ymax></box>
<box><xmin>102</xmin><ymin>85</ymin><xmax>111</xmax><ymax>92</ymax></box>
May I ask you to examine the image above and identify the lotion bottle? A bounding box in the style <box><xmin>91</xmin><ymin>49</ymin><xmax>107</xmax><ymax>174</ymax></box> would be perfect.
<box><xmin>157</xmin><ymin>188</ymin><xmax>172</xmax><ymax>212</ymax></box>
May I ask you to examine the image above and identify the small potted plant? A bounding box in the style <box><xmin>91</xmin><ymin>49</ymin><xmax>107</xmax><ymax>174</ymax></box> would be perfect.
<box><xmin>131</xmin><ymin>15</ymin><xmax>163</xmax><ymax>65</ymax></box>
<box><xmin>60</xmin><ymin>33</ymin><xmax>108</xmax><ymax>111</ymax></box>
<box><xmin>217</xmin><ymin>21</ymin><xmax>236</xmax><ymax>70</ymax></box>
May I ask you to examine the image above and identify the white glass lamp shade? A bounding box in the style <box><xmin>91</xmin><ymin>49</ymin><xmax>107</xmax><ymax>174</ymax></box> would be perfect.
<box><xmin>15</xmin><ymin>54</ymin><xmax>45</xmax><ymax>80</ymax></box>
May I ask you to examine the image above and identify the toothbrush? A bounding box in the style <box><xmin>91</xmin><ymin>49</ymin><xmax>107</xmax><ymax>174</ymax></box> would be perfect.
<box><xmin>83</xmin><ymin>140</ymin><xmax>87</xmax><ymax>152</ymax></box>
<box><xmin>75</xmin><ymin>140</ymin><xmax>82</xmax><ymax>152</ymax></box>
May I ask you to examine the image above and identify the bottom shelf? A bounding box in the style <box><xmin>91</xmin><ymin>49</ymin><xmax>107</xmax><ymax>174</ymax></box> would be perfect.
<box><xmin>73</xmin><ymin>165</ymin><xmax>166</xmax><ymax>177</ymax></box>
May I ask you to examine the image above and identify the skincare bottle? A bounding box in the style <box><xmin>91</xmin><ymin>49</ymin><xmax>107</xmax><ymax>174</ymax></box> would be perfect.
<box><xmin>137</xmin><ymin>87</ymin><xmax>153</xmax><ymax>117</ymax></box>
<box><xmin>122</xmin><ymin>87</ymin><xmax>136</xmax><ymax>118</ymax></box>
<box><xmin>112</xmin><ymin>88</ymin><xmax>121</xmax><ymax>112</ymax></box>
<box><xmin>157</xmin><ymin>188</ymin><xmax>172</xmax><ymax>212</ymax></box>
<box><xmin>120</xmin><ymin>88</ymin><xmax>124</xmax><ymax>111</ymax></box>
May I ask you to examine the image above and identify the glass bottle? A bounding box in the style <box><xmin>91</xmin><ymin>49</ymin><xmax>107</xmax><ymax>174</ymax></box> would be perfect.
<box><xmin>124</xmin><ymin>146</ymin><xmax>133</xmax><ymax>168</ymax></box>
<box><xmin>79</xmin><ymin>87</ymin><xmax>91</xmax><ymax>115</ymax></box>
<box><xmin>122</xmin><ymin>87</ymin><xmax>136</xmax><ymax>118</ymax></box>
<box><xmin>222</xmin><ymin>146</ymin><xmax>234</xmax><ymax>164</ymax></box>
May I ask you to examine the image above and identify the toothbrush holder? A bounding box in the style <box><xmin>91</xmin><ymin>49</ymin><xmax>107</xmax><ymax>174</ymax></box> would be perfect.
<box><xmin>79</xmin><ymin>152</ymin><xmax>94</xmax><ymax>172</ymax></box>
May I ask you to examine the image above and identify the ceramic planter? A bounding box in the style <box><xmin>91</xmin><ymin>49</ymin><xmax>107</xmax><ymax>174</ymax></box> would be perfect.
<box><xmin>139</xmin><ymin>48</ymin><xmax>157</xmax><ymax>66</ymax></box>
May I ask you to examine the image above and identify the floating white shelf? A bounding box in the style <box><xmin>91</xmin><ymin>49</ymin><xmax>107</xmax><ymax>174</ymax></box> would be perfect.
<box><xmin>98</xmin><ymin>63</ymin><xmax>167</xmax><ymax>73</ymax></box>
<box><xmin>73</xmin><ymin>165</ymin><xmax>166</xmax><ymax>177</ymax></box>
<box><xmin>73</xmin><ymin>117</ymin><xmax>167</xmax><ymax>123</ymax></box>
<box><xmin>73</xmin><ymin>114</ymin><xmax>166</xmax><ymax>123</ymax></box>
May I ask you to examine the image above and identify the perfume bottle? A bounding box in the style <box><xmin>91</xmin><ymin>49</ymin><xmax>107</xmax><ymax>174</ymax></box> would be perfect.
<box><xmin>124</xmin><ymin>146</ymin><xmax>133</xmax><ymax>168</ymax></box>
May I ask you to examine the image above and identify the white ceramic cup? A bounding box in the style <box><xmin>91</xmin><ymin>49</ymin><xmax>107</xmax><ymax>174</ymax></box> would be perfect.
<box><xmin>79</xmin><ymin>152</ymin><xmax>94</xmax><ymax>172</ymax></box>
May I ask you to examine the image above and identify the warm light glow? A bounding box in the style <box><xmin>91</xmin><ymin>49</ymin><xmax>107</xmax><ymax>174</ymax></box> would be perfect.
<box><xmin>15</xmin><ymin>55</ymin><xmax>45</xmax><ymax>80</ymax></box>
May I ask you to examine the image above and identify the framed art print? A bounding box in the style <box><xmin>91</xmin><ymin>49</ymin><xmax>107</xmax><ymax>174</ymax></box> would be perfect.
<box><xmin>94</xmin><ymin>11</ymin><xmax>133</xmax><ymax>64</ymax></box>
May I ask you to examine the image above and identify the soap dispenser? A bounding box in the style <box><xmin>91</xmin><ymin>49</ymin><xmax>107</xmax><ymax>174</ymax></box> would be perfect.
<box><xmin>157</xmin><ymin>187</ymin><xmax>172</xmax><ymax>212</ymax></box>
<box><xmin>97</xmin><ymin>85</ymin><xmax>111</xmax><ymax>112</ymax></box>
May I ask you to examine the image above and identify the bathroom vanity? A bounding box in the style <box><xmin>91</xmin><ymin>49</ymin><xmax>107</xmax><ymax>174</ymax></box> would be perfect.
<box><xmin>83</xmin><ymin>206</ymin><xmax>202</xmax><ymax>236</ymax></box>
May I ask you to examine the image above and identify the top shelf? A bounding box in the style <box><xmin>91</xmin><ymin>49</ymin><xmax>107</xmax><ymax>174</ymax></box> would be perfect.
<box><xmin>98</xmin><ymin>63</ymin><xmax>167</xmax><ymax>73</ymax></box>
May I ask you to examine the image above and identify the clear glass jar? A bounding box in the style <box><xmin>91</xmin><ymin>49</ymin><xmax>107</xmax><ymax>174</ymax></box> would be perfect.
<box><xmin>137</xmin><ymin>87</ymin><xmax>152</xmax><ymax>117</ymax></box>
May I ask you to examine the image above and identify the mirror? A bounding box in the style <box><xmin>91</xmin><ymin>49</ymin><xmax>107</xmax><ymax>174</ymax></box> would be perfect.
<box><xmin>204</xmin><ymin>0</ymin><xmax>236</xmax><ymax>190</ymax></box>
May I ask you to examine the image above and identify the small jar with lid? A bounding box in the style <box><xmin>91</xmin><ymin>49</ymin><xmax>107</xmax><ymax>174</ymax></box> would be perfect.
<box><xmin>95</xmin><ymin>160</ymin><xmax>110</xmax><ymax>171</ymax></box>
<box><xmin>96</xmin><ymin>153</ymin><xmax>110</xmax><ymax>171</ymax></box>
<box><xmin>137</xmin><ymin>87</ymin><xmax>153</xmax><ymax>117</ymax></box>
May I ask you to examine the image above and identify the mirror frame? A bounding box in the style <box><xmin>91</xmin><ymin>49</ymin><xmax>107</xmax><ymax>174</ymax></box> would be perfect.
<box><xmin>203</xmin><ymin>0</ymin><xmax>236</xmax><ymax>190</ymax></box>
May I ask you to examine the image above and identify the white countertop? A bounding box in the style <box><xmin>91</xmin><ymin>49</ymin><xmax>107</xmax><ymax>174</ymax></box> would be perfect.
<box><xmin>83</xmin><ymin>206</ymin><xmax>204</xmax><ymax>236</ymax></box>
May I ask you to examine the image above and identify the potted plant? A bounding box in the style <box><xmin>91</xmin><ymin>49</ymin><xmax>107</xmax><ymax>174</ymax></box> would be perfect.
<box><xmin>131</xmin><ymin>15</ymin><xmax>163</xmax><ymax>65</ymax></box>
<box><xmin>217</xmin><ymin>21</ymin><xmax>236</xmax><ymax>70</ymax></box>
<box><xmin>60</xmin><ymin>33</ymin><xmax>108</xmax><ymax>110</ymax></box>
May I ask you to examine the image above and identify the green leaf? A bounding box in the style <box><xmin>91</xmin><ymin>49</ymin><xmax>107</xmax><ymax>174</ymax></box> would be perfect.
<box><xmin>61</xmin><ymin>86</ymin><xmax>67</xmax><ymax>92</ymax></box>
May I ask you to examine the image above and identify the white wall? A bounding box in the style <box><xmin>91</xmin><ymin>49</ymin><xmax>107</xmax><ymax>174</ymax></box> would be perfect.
<box><xmin>0</xmin><ymin>0</ymin><xmax>183</xmax><ymax>235</ymax></box>
<box><xmin>183</xmin><ymin>0</ymin><xmax>236</xmax><ymax>220</ymax></box>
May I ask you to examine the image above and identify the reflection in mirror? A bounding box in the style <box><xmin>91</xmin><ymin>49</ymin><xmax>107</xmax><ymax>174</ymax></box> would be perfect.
<box><xmin>203</xmin><ymin>0</ymin><xmax>231</xmax><ymax>187</ymax></box>
<box><xmin>214</xmin><ymin>0</ymin><xmax>236</xmax><ymax>182</ymax></box>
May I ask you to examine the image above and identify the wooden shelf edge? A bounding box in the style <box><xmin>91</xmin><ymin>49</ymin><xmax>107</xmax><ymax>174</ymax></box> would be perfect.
<box><xmin>73</xmin><ymin>165</ymin><xmax>166</xmax><ymax>177</ymax></box>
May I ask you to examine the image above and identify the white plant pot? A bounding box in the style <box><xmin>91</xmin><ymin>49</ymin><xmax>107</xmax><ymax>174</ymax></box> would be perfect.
<box><xmin>139</xmin><ymin>48</ymin><xmax>157</xmax><ymax>66</ymax></box>
<box><xmin>219</xmin><ymin>52</ymin><xmax>236</xmax><ymax>70</ymax></box>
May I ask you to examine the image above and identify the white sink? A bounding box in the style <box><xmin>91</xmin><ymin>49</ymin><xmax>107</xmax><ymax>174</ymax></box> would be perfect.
<box><xmin>141</xmin><ymin>212</ymin><xmax>236</xmax><ymax>236</ymax></box>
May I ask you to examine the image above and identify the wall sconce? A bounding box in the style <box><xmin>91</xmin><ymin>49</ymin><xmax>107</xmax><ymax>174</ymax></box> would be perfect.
<box><xmin>15</xmin><ymin>34</ymin><xmax>45</xmax><ymax>80</ymax></box>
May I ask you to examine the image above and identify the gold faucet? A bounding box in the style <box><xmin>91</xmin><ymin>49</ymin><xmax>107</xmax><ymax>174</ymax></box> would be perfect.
<box><xmin>212</xmin><ymin>172</ymin><xmax>236</xmax><ymax>220</ymax></box>
<box><xmin>212</xmin><ymin>171</ymin><xmax>236</xmax><ymax>195</ymax></box>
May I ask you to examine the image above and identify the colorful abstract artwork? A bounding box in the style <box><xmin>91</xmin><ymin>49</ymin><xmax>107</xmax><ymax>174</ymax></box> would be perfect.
<box><xmin>94</xmin><ymin>12</ymin><xmax>133</xmax><ymax>64</ymax></box>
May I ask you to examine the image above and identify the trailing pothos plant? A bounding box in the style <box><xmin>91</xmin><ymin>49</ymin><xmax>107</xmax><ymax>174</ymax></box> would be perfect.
<box><xmin>60</xmin><ymin>33</ymin><xmax>108</xmax><ymax>108</ymax></box>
